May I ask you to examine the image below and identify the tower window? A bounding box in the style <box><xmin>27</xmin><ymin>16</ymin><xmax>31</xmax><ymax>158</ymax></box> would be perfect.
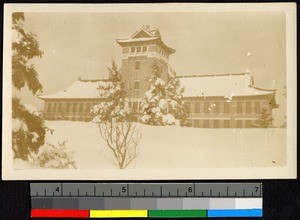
<box><xmin>137</xmin><ymin>46</ymin><xmax>141</xmax><ymax>53</ymax></box>
<box><xmin>130</xmin><ymin>47</ymin><xmax>135</xmax><ymax>53</ymax></box>
<box><xmin>142</xmin><ymin>46</ymin><xmax>147</xmax><ymax>52</ymax></box>
<box><xmin>135</xmin><ymin>61</ymin><xmax>140</xmax><ymax>69</ymax></box>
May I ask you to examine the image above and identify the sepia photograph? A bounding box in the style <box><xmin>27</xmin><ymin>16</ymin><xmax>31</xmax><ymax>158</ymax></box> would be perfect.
<box><xmin>2</xmin><ymin>3</ymin><xmax>296</xmax><ymax>180</ymax></box>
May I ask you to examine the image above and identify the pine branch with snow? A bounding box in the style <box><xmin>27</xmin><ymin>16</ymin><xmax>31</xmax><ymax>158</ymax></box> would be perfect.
<box><xmin>140</xmin><ymin>61</ymin><xmax>190</xmax><ymax>126</ymax></box>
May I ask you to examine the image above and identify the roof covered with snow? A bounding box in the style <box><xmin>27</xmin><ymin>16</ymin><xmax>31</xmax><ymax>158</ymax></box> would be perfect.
<box><xmin>116</xmin><ymin>26</ymin><xmax>176</xmax><ymax>54</ymax></box>
<box><xmin>178</xmin><ymin>73</ymin><xmax>276</xmax><ymax>98</ymax></box>
<box><xmin>38</xmin><ymin>79</ymin><xmax>111</xmax><ymax>100</ymax></box>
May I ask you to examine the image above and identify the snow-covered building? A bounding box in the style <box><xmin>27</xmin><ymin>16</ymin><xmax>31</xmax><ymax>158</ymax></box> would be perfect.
<box><xmin>179</xmin><ymin>73</ymin><xmax>277</xmax><ymax>128</ymax></box>
<box><xmin>39</xmin><ymin>26</ymin><xmax>278</xmax><ymax>128</ymax></box>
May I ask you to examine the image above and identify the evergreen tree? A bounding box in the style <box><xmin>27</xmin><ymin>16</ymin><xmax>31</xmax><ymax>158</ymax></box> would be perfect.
<box><xmin>165</xmin><ymin>75</ymin><xmax>190</xmax><ymax>126</ymax></box>
<box><xmin>140</xmin><ymin>61</ymin><xmax>189</xmax><ymax>126</ymax></box>
<box><xmin>12</xmin><ymin>12</ymin><xmax>46</xmax><ymax>159</ymax></box>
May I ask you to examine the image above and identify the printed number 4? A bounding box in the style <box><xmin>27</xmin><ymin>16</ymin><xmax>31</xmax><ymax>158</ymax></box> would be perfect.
<box><xmin>55</xmin><ymin>187</ymin><xmax>60</xmax><ymax>193</ymax></box>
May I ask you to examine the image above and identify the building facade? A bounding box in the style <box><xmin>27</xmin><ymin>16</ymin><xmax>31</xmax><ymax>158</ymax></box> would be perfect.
<box><xmin>39</xmin><ymin>26</ymin><xmax>278</xmax><ymax>128</ymax></box>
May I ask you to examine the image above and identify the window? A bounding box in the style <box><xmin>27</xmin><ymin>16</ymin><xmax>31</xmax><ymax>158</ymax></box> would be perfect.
<box><xmin>142</xmin><ymin>46</ymin><xmax>147</xmax><ymax>52</ymax></box>
<box><xmin>135</xmin><ymin>61</ymin><xmax>140</xmax><ymax>69</ymax></box>
<box><xmin>245</xmin><ymin>102</ymin><xmax>251</xmax><ymax>114</ymax></box>
<box><xmin>194</xmin><ymin>119</ymin><xmax>200</xmax><ymax>128</ymax></box>
<box><xmin>213</xmin><ymin>102</ymin><xmax>220</xmax><ymax>113</ymax></box>
<box><xmin>72</xmin><ymin>103</ymin><xmax>77</xmax><ymax>113</ymax></box>
<box><xmin>86</xmin><ymin>103</ymin><xmax>91</xmax><ymax>114</ymax></box>
<box><xmin>204</xmin><ymin>119</ymin><xmax>210</xmax><ymax>128</ymax></box>
<box><xmin>136</xmin><ymin>46</ymin><xmax>141</xmax><ymax>53</ymax></box>
<box><xmin>255</xmin><ymin>101</ymin><xmax>260</xmax><ymax>114</ymax></box>
<box><xmin>66</xmin><ymin>103</ymin><xmax>70</xmax><ymax>113</ymax></box>
<box><xmin>213</xmin><ymin>120</ymin><xmax>219</xmax><ymax>128</ymax></box>
<box><xmin>224</xmin><ymin>102</ymin><xmax>230</xmax><ymax>114</ymax></box>
<box><xmin>236</xmin><ymin>102</ymin><xmax>243</xmax><ymax>113</ymax></box>
<box><xmin>246</xmin><ymin>120</ymin><xmax>252</xmax><ymax>128</ymax></box>
<box><xmin>134</xmin><ymin>81</ymin><xmax>140</xmax><ymax>90</ymax></box>
<box><xmin>204</xmin><ymin>102</ymin><xmax>210</xmax><ymax>113</ymax></box>
<box><xmin>194</xmin><ymin>102</ymin><xmax>200</xmax><ymax>114</ymax></box>
<box><xmin>53</xmin><ymin>103</ymin><xmax>57</xmax><ymax>113</ymax></box>
<box><xmin>223</xmin><ymin>120</ymin><xmax>230</xmax><ymax>128</ymax></box>
<box><xmin>237</xmin><ymin>120</ymin><xmax>243</xmax><ymax>128</ymax></box>
<box><xmin>79</xmin><ymin>103</ymin><xmax>84</xmax><ymax>113</ymax></box>
<box><xmin>47</xmin><ymin>103</ymin><xmax>52</xmax><ymax>112</ymax></box>
<box><xmin>58</xmin><ymin>103</ymin><xmax>62</xmax><ymax>113</ymax></box>
<box><xmin>130</xmin><ymin>47</ymin><xmax>135</xmax><ymax>53</ymax></box>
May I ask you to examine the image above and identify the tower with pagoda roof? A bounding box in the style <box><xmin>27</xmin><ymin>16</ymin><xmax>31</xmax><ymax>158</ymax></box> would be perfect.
<box><xmin>116</xmin><ymin>25</ymin><xmax>176</xmax><ymax>101</ymax></box>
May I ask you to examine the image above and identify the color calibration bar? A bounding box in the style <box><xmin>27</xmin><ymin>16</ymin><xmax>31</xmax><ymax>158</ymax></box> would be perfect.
<box><xmin>31</xmin><ymin>198</ymin><xmax>262</xmax><ymax>218</ymax></box>
<box><xmin>31</xmin><ymin>209</ymin><xmax>262</xmax><ymax>218</ymax></box>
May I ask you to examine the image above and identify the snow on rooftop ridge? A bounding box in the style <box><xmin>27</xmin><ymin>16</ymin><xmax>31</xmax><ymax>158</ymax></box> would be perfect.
<box><xmin>177</xmin><ymin>72</ymin><xmax>251</xmax><ymax>78</ymax></box>
<box><xmin>77</xmin><ymin>78</ymin><xmax>111</xmax><ymax>82</ymax></box>
<box><xmin>178</xmin><ymin>72</ymin><xmax>275</xmax><ymax>97</ymax></box>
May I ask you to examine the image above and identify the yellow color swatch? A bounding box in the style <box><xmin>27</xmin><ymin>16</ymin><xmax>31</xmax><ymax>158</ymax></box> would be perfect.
<box><xmin>90</xmin><ymin>210</ymin><xmax>148</xmax><ymax>218</ymax></box>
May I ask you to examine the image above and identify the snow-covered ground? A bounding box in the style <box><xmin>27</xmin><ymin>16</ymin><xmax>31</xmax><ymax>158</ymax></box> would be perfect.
<box><xmin>14</xmin><ymin>121</ymin><xmax>286</xmax><ymax>169</ymax></box>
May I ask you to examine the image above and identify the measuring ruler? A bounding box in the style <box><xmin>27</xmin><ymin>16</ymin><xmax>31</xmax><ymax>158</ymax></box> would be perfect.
<box><xmin>30</xmin><ymin>182</ymin><xmax>262</xmax><ymax>218</ymax></box>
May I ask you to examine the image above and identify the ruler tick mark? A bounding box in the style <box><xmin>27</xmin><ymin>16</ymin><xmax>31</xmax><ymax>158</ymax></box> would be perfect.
<box><xmin>94</xmin><ymin>186</ymin><xmax>96</xmax><ymax>196</ymax></box>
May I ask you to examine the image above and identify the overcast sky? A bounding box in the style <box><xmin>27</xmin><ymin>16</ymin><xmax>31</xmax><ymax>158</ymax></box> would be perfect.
<box><xmin>15</xmin><ymin>11</ymin><xmax>286</xmax><ymax>123</ymax></box>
